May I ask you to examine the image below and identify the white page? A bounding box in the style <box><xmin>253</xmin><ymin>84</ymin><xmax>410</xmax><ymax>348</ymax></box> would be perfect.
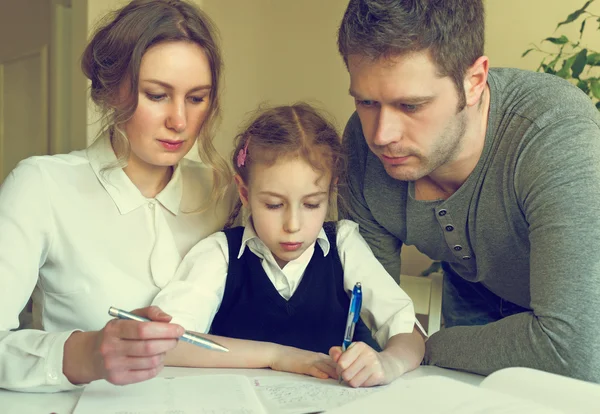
<box><xmin>73</xmin><ymin>375</ymin><xmax>266</xmax><ymax>414</ymax></box>
<box><xmin>323</xmin><ymin>376</ymin><xmax>563</xmax><ymax>414</ymax></box>
<box><xmin>480</xmin><ymin>367</ymin><xmax>600</xmax><ymax>413</ymax></box>
<box><xmin>253</xmin><ymin>376</ymin><xmax>381</xmax><ymax>414</ymax></box>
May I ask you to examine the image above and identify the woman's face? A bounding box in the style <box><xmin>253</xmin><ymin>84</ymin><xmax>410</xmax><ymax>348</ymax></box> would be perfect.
<box><xmin>121</xmin><ymin>40</ymin><xmax>213</xmax><ymax>171</ymax></box>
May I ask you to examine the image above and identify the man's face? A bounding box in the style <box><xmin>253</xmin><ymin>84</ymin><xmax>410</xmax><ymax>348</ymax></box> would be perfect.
<box><xmin>348</xmin><ymin>51</ymin><xmax>468</xmax><ymax>182</ymax></box>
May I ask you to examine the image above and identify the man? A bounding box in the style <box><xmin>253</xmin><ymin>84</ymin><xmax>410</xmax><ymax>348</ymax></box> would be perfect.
<box><xmin>337</xmin><ymin>0</ymin><xmax>600</xmax><ymax>382</ymax></box>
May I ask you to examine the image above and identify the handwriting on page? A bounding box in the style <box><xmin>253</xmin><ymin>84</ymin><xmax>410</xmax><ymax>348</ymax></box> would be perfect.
<box><xmin>73</xmin><ymin>375</ymin><xmax>266</xmax><ymax>414</ymax></box>
<box><xmin>253</xmin><ymin>376</ymin><xmax>382</xmax><ymax>414</ymax></box>
<box><xmin>259</xmin><ymin>382</ymin><xmax>372</xmax><ymax>404</ymax></box>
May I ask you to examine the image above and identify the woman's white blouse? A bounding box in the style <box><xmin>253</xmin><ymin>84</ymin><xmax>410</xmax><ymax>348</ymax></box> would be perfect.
<box><xmin>0</xmin><ymin>136</ymin><xmax>233</xmax><ymax>392</ymax></box>
<box><xmin>154</xmin><ymin>220</ymin><xmax>422</xmax><ymax>349</ymax></box>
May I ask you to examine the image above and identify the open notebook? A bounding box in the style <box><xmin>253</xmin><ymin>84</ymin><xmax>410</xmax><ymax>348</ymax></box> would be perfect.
<box><xmin>326</xmin><ymin>367</ymin><xmax>600</xmax><ymax>414</ymax></box>
<box><xmin>72</xmin><ymin>374</ymin><xmax>381</xmax><ymax>414</ymax></box>
<box><xmin>73</xmin><ymin>367</ymin><xmax>600</xmax><ymax>414</ymax></box>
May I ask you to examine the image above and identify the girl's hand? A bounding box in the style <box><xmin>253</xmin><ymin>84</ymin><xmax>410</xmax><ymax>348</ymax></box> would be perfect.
<box><xmin>63</xmin><ymin>306</ymin><xmax>184</xmax><ymax>385</ymax></box>
<box><xmin>329</xmin><ymin>342</ymin><xmax>406</xmax><ymax>388</ymax></box>
<box><xmin>269</xmin><ymin>345</ymin><xmax>338</xmax><ymax>379</ymax></box>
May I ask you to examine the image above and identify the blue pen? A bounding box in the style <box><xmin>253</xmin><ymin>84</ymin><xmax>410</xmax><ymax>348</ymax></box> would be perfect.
<box><xmin>339</xmin><ymin>282</ymin><xmax>363</xmax><ymax>383</ymax></box>
<box><xmin>108</xmin><ymin>307</ymin><xmax>228</xmax><ymax>352</ymax></box>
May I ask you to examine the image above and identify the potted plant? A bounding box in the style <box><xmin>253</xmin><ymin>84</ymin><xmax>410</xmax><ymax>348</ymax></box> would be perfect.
<box><xmin>523</xmin><ymin>0</ymin><xmax>600</xmax><ymax>109</ymax></box>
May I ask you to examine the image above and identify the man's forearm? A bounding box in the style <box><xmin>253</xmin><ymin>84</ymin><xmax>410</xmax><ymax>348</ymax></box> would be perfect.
<box><xmin>424</xmin><ymin>311</ymin><xmax>600</xmax><ymax>383</ymax></box>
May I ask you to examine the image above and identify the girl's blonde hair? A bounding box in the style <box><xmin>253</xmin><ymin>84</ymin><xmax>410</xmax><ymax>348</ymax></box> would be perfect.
<box><xmin>225</xmin><ymin>103</ymin><xmax>346</xmax><ymax>226</ymax></box>
<box><xmin>81</xmin><ymin>0</ymin><xmax>231</xmax><ymax>205</ymax></box>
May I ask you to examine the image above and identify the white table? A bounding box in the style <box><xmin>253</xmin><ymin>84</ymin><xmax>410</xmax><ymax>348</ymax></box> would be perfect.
<box><xmin>0</xmin><ymin>366</ymin><xmax>483</xmax><ymax>414</ymax></box>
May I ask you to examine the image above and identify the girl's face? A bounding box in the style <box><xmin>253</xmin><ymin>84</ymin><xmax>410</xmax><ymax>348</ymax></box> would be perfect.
<box><xmin>121</xmin><ymin>40</ymin><xmax>213</xmax><ymax>172</ymax></box>
<box><xmin>237</xmin><ymin>156</ymin><xmax>331</xmax><ymax>268</ymax></box>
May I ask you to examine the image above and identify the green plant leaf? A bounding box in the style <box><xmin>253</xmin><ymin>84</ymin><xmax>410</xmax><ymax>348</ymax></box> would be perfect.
<box><xmin>543</xmin><ymin>35</ymin><xmax>569</xmax><ymax>44</ymax></box>
<box><xmin>572</xmin><ymin>49</ymin><xmax>588</xmax><ymax>78</ymax></box>
<box><xmin>557</xmin><ymin>0</ymin><xmax>594</xmax><ymax>29</ymax></box>
<box><xmin>591</xmin><ymin>80</ymin><xmax>600</xmax><ymax>99</ymax></box>
<box><xmin>595</xmin><ymin>101</ymin><xmax>600</xmax><ymax>110</ymax></box>
<box><xmin>577</xmin><ymin>80</ymin><xmax>591</xmax><ymax>95</ymax></box>
<box><xmin>536</xmin><ymin>58</ymin><xmax>548</xmax><ymax>73</ymax></box>
<box><xmin>545</xmin><ymin>66</ymin><xmax>557</xmax><ymax>75</ymax></box>
<box><xmin>580</xmin><ymin>19</ymin><xmax>587</xmax><ymax>38</ymax></box>
<box><xmin>521</xmin><ymin>48</ymin><xmax>535</xmax><ymax>58</ymax></box>
<box><xmin>557</xmin><ymin>57</ymin><xmax>576</xmax><ymax>78</ymax></box>
<box><xmin>556</xmin><ymin>65</ymin><xmax>570</xmax><ymax>79</ymax></box>
<box><xmin>587</xmin><ymin>53</ymin><xmax>600</xmax><ymax>65</ymax></box>
<box><xmin>547</xmin><ymin>49</ymin><xmax>566</xmax><ymax>70</ymax></box>
<box><xmin>566</xmin><ymin>54</ymin><xmax>579</xmax><ymax>67</ymax></box>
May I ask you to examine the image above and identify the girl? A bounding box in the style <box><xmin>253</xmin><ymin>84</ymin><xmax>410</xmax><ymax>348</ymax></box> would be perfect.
<box><xmin>0</xmin><ymin>0</ymin><xmax>235</xmax><ymax>392</ymax></box>
<box><xmin>154</xmin><ymin>103</ymin><xmax>425</xmax><ymax>388</ymax></box>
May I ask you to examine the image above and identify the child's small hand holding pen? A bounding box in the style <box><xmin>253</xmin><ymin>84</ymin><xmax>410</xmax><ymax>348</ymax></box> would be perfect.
<box><xmin>330</xmin><ymin>329</ymin><xmax>425</xmax><ymax>388</ymax></box>
<box><xmin>329</xmin><ymin>341</ymin><xmax>406</xmax><ymax>388</ymax></box>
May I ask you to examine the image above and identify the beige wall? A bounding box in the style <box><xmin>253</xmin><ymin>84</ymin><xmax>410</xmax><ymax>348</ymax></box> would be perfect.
<box><xmin>485</xmin><ymin>0</ymin><xmax>600</xmax><ymax>69</ymax></box>
<box><xmin>201</xmin><ymin>0</ymin><xmax>352</xmax><ymax>160</ymax></box>
<box><xmin>87</xmin><ymin>0</ymin><xmax>129</xmax><ymax>27</ymax></box>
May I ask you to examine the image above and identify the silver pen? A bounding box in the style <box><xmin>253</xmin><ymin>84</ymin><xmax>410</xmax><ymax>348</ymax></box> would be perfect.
<box><xmin>108</xmin><ymin>306</ymin><xmax>229</xmax><ymax>352</ymax></box>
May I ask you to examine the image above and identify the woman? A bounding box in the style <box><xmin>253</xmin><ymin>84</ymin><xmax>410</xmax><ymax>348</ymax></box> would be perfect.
<box><xmin>1</xmin><ymin>0</ymin><xmax>344</xmax><ymax>393</ymax></box>
<box><xmin>0</xmin><ymin>0</ymin><xmax>233</xmax><ymax>392</ymax></box>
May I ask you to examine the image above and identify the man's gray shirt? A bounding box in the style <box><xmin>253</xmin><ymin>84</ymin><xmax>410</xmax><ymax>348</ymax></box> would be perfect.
<box><xmin>342</xmin><ymin>68</ymin><xmax>600</xmax><ymax>382</ymax></box>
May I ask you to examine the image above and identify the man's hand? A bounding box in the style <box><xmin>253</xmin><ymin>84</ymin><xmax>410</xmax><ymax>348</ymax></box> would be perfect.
<box><xmin>329</xmin><ymin>341</ymin><xmax>406</xmax><ymax>388</ymax></box>
<box><xmin>269</xmin><ymin>345</ymin><xmax>338</xmax><ymax>380</ymax></box>
<box><xmin>63</xmin><ymin>306</ymin><xmax>184</xmax><ymax>385</ymax></box>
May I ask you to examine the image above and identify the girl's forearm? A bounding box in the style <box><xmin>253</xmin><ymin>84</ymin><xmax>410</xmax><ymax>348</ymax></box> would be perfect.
<box><xmin>165</xmin><ymin>333</ymin><xmax>281</xmax><ymax>369</ymax></box>
<box><xmin>381</xmin><ymin>327</ymin><xmax>426</xmax><ymax>375</ymax></box>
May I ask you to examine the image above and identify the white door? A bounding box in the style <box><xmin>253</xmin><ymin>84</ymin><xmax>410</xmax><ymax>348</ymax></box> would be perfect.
<box><xmin>0</xmin><ymin>47</ymin><xmax>49</xmax><ymax>182</ymax></box>
<box><xmin>0</xmin><ymin>0</ymin><xmax>51</xmax><ymax>183</ymax></box>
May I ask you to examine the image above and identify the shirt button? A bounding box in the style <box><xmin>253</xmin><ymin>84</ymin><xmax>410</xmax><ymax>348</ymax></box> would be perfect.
<box><xmin>48</xmin><ymin>372</ymin><xmax>58</xmax><ymax>381</ymax></box>
<box><xmin>148</xmin><ymin>202</ymin><xmax>155</xmax><ymax>209</ymax></box>
<box><xmin>453</xmin><ymin>245</ymin><xmax>463</xmax><ymax>251</ymax></box>
<box><xmin>445</xmin><ymin>225</ymin><xmax>454</xmax><ymax>232</ymax></box>
<box><xmin>438</xmin><ymin>209</ymin><xmax>447</xmax><ymax>217</ymax></box>
<box><xmin>462</xmin><ymin>255</ymin><xmax>471</xmax><ymax>260</ymax></box>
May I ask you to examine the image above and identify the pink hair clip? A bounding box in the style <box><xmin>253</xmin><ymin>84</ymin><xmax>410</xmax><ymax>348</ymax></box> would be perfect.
<box><xmin>236</xmin><ymin>138</ymin><xmax>250</xmax><ymax>168</ymax></box>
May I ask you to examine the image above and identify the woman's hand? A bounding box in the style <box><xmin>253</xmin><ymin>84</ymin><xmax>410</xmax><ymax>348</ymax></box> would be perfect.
<box><xmin>269</xmin><ymin>345</ymin><xmax>338</xmax><ymax>380</ymax></box>
<box><xmin>329</xmin><ymin>342</ymin><xmax>406</xmax><ymax>388</ymax></box>
<box><xmin>63</xmin><ymin>306</ymin><xmax>184</xmax><ymax>385</ymax></box>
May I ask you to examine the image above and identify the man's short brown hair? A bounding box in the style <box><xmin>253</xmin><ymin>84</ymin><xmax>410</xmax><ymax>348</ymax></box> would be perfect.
<box><xmin>338</xmin><ymin>0</ymin><xmax>485</xmax><ymax>109</ymax></box>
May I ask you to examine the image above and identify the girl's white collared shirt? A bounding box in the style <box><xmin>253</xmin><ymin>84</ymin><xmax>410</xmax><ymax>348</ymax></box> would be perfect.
<box><xmin>154</xmin><ymin>220</ymin><xmax>423</xmax><ymax>349</ymax></box>
<box><xmin>0</xmin><ymin>136</ymin><xmax>233</xmax><ymax>392</ymax></box>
